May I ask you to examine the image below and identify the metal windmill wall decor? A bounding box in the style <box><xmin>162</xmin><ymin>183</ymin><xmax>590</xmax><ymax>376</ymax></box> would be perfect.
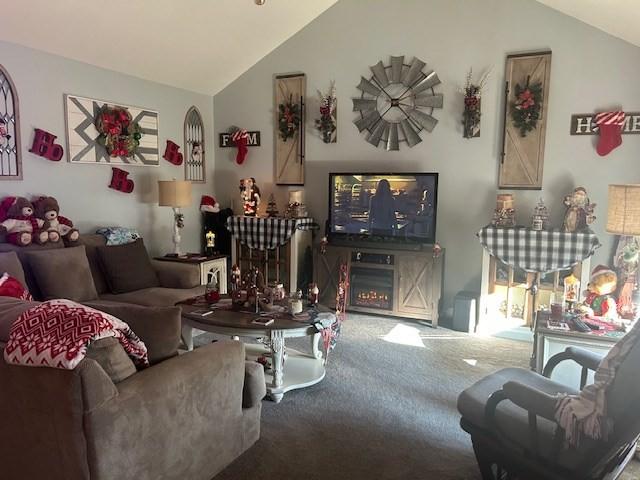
<box><xmin>352</xmin><ymin>56</ymin><xmax>443</xmax><ymax>150</ymax></box>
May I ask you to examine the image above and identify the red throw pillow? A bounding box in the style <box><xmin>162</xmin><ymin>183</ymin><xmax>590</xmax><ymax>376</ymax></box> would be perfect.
<box><xmin>0</xmin><ymin>272</ymin><xmax>33</xmax><ymax>301</ymax></box>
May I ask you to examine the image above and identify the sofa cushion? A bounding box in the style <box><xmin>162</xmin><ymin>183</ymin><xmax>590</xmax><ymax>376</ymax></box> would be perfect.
<box><xmin>76</xmin><ymin>235</ymin><xmax>109</xmax><ymax>295</ymax></box>
<box><xmin>85</xmin><ymin>337</ymin><xmax>137</xmax><ymax>383</ymax></box>
<box><xmin>0</xmin><ymin>242</ymin><xmax>65</xmax><ymax>297</ymax></box>
<box><xmin>98</xmin><ymin>285</ymin><xmax>205</xmax><ymax>307</ymax></box>
<box><xmin>97</xmin><ymin>239</ymin><xmax>159</xmax><ymax>294</ymax></box>
<box><xmin>24</xmin><ymin>246</ymin><xmax>98</xmax><ymax>302</ymax></box>
<box><xmin>0</xmin><ymin>251</ymin><xmax>27</xmax><ymax>286</ymax></box>
<box><xmin>83</xmin><ymin>300</ymin><xmax>182</xmax><ymax>364</ymax></box>
<box><xmin>0</xmin><ymin>297</ymin><xmax>40</xmax><ymax>342</ymax></box>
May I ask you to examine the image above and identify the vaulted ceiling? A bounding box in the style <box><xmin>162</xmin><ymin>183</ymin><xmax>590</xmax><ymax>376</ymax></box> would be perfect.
<box><xmin>0</xmin><ymin>0</ymin><xmax>339</xmax><ymax>95</ymax></box>
<box><xmin>535</xmin><ymin>0</ymin><xmax>640</xmax><ymax>48</ymax></box>
<box><xmin>0</xmin><ymin>1</ymin><xmax>636</xmax><ymax>96</ymax></box>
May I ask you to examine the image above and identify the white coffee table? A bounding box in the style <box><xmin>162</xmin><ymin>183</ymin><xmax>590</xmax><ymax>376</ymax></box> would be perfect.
<box><xmin>181</xmin><ymin>303</ymin><xmax>336</xmax><ymax>403</ymax></box>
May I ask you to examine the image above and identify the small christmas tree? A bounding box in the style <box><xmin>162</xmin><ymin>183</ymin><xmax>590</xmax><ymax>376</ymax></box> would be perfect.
<box><xmin>266</xmin><ymin>193</ymin><xmax>279</xmax><ymax>218</ymax></box>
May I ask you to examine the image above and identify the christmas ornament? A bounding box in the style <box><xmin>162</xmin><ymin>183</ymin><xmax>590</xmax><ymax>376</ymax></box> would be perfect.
<box><xmin>108</xmin><ymin>167</ymin><xmax>134</xmax><ymax>193</ymax></box>
<box><xmin>491</xmin><ymin>194</ymin><xmax>515</xmax><ymax>227</ymax></box>
<box><xmin>163</xmin><ymin>140</ymin><xmax>183</xmax><ymax>165</ymax></box>
<box><xmin>240</xmin><ymin>177</ymin><xmax>260</xmax><ymax>216</ymax></box>
<box><xmin>595</xmin><ymin>111</ymin><xmax>625</xmax><ymax>156</ymax></box>
<box><xmin>29</xmin><ymin>128</ymin><xmax>64</xmax><ymax>161</ymax></box>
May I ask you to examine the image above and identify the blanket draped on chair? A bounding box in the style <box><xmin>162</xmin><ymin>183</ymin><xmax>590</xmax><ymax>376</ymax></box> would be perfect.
<box><xmin>555</xmin><ymin>319</ymin><xmax>640</xmax><ymax>447</ymax></box>
<box><xmin>3</xmin><ymin>299</ymin><xmax>148</xmax><ymax>369</ymax></box>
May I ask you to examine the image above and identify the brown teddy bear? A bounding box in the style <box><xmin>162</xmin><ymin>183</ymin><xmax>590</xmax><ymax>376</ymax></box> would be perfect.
<box><xmin>0</xmin><ymin>196</ymin><xmax>47</xmax><ymax>246</ymax></box>
<box><xmin>583</xmin><ymin>265</ymin><xmax>619</xmax><ymax>320</ymax></box>
<box><xmin>33</xmin><ymin>196</ymin><xmax>79</xmax><ymax>244</ymax></box>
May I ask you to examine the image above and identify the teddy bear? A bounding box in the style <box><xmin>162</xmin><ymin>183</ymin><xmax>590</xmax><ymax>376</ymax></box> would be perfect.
<box><xmin>582</xmin><ymin>265</ymin><xmax>619</xmax><ymax>320</ymax></box>
<box><xmin>0</xmin><ymin>196</ymin><xmax>47</xmax><ymax>246</ymax></box>
<box><xmin>33</xmin><ymin>196</ymin><xmax>79</xmax><ymax>244</ymax></box>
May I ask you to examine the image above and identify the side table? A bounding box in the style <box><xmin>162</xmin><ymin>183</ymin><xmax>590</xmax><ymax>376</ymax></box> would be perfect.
<box><xmin>155</xmin><ymin>255</ymin><xmax>228</xmax><ymax>293</ymax></box>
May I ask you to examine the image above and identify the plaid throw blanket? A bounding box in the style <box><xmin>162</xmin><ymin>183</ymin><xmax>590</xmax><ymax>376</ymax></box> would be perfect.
<box><xmin>555</xmin><ymin>319</ymin><xmax>640</xmax><ymax>447</ymax></box>
<box><xmin>3</xmin><ymin>299</ymin><xmax>148</xmax><ymax>369</ymax></box>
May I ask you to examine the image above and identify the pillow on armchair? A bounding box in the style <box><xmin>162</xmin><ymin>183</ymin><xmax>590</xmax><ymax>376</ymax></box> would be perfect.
<box><xmin>97</xmin><ymin>239</ymin><xmax>160</xmax><ymax>294</ymax></box>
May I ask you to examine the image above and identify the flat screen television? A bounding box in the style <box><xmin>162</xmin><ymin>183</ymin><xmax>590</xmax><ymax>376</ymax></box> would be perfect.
<box><xmin>328</xmin><ymin>172</ymin><xmax>438</xmax><ymax>244</ymax></box>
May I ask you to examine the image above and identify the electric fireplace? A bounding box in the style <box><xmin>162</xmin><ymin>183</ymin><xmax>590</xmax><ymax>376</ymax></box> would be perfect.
<box><xmin>350</xmin><ymin>267</ymin><xmax>394</xmax><ymax>310</ymax></box>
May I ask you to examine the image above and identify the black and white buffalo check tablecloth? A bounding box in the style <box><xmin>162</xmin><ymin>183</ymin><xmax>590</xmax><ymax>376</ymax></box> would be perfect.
<box><xmin>477</xmin><ymin>226</ymin><xmax>601</xmax><ymax>273</ymax></box>
<box><xmin>227</xmin><ymin>216</ymin><xmax>317</xmax><ymax>250</ymax></box>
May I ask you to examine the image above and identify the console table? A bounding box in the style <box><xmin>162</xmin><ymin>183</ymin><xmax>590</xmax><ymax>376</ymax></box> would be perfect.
<box><xmin>227</xmin><ymin>216</ymin><xmax>316</xmax><ymax>293</ymax></box>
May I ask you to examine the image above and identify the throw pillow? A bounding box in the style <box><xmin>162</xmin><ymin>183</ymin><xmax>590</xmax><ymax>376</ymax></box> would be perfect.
<box><xmin>83</xmin><ymin>301</ymin><xmax>181</xmax><ymax>364</ymax></box>
<box><xmin>25</xmin><ymin>246</ymin><xmax>99</xmax><ymax>302</ymax></box>
<box><xmin>0</xmin><ymin>251</ymin><xmax>27</xmax><ymax>287</ymax></box>
<box><xmin>97</xmin><ymin>239</ymin><xmax>159</xmax><ymax>294</ymax></box>
<box><xmin>0</xmin><ymin>273</ymin><xmax>33</xmax><ymax>301</ymax></box>
<box><xmin>85</xmin><ymin>337</ymin><xmax>137</xmax><ymax>383</ymax></box>
<box><xmin>96</xmin><ymin>227</ymin><xmax>141</xmax><ymax>246</ymax></box>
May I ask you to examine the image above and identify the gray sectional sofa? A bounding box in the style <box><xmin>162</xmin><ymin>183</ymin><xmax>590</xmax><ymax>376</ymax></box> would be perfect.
<box><xmin>0</xmin><ymin>235</ymin><xmax>264</xmax><ymax>480</ymax></box>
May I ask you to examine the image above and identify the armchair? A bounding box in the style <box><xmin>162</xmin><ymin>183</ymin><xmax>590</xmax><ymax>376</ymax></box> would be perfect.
<box><xmin>458</xmin><ymin>343</ymin><xmax>640</xmax><ymax>480</ymax></box>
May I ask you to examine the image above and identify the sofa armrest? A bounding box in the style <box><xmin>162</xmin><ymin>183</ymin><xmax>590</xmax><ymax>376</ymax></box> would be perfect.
<box><xmin>151</xmin><ymin>259</ymin><xmax>201</xmax><ymax>289</ymax></box>
<box><xmin>243</xmin><ymin>361</ymin><xmax>266</xmax><ymax>408</ymax></box>
<box><xmin>82</xmin><ymin>341</ymin><xmax>247</xmax><ymax>478</ymax></box>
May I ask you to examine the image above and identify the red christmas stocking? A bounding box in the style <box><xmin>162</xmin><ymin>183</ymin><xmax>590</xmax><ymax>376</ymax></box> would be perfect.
<box><xmin>231</xmin><ymin>129</ymin><xmax>249</xmax><ymax>165</ymax></box>
<box><xmin>595</xmin><ymin>111</ymin><xmax>625</xmax><ymax>156</ymax></box>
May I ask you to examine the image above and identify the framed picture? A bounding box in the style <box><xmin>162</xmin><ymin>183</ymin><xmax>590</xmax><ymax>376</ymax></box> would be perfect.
<box><xmin>64</xmin><ymin>94</ymin><xmax>159</xmax><ymax>166</ymax></box>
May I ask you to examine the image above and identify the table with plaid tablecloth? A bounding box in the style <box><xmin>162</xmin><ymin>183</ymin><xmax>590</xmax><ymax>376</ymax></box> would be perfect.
<box><xmin>477</xmin><ymin>226</ymin><xmax>601</xmax><ymax>274</ymax></box>
<box><xmin>226</xmin><ymin>216</ymin><xmax>318</xmax><ymax>250</ymax></box>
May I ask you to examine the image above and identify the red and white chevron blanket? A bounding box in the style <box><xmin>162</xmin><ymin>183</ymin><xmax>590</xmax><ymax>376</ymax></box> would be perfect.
<box><xmin>3</xmin><ymin>299</ymin><xmax>148</xmax><ymax>369</ymax></box>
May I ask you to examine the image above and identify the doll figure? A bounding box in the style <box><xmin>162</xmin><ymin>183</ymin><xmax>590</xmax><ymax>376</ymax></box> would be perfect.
<box><xmin>562</xmin><ymin>187</ymin><xmax>596</xmax><ymax>233</ymax></box>
<box><xmin>241</xmin><ymin>177</ymin><xmax>261</xmax><ymax>216</ymax></box>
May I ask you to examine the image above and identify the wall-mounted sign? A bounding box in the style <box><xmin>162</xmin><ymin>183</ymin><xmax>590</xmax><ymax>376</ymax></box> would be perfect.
<box><xmin>219</xmin><ymin>131</ymin><xmax>261</xmax><ymax>147</ymax></box>
<box><xmin>570</xmin><ymin>112</ymin><xmax>640</xmax><ymax>135</ymax></box>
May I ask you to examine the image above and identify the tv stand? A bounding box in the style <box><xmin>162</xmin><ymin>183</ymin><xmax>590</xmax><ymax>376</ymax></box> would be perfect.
<box><xmin>314</xmin><ymin>243</ymin><xmax>443</xmax><ymax>327</ymax></box>
<box><xmin>328</xmin><ymin>236</ymin><xmax>430</xmax><ymax>252</ymax></box>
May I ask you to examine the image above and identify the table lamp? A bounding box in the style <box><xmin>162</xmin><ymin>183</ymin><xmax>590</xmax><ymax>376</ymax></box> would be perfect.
<box><xmin>606</xmin><ymin>184</ymin><xmax>640</xmax><ymax>316</ymax></box>
<box><xmin>158</xmin><ymin>180</ymin><xmax>192</xmax><ymax>255</ymax></box>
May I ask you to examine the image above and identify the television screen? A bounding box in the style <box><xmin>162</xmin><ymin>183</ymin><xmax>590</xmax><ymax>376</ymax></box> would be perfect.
<box><xmin>329</xmin><ymin>173</ymin><xmax>438</xmax><ymax>243</ymax></box>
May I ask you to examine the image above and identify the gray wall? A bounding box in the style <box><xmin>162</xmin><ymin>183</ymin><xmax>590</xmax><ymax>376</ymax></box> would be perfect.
<box><xmin>0</xmin><ymin>40</ymin><xmax>215</xmax><ymax>256</ymax></box>
<box><xmin>213</xmin><ymin>0</ymin><xmax>640</xmax><ymax>321</ymax></box>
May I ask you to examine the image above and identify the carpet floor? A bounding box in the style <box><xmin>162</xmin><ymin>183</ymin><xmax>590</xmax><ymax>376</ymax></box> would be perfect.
<box><xmin>195</xmin><ymin>313</ymin><xmax>639</xmax><ymax>480</ymax></box>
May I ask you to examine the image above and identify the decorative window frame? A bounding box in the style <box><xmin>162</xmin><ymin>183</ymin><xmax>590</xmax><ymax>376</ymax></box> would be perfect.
<box><xmin>184</xmin><ymin>106</ymin><xmax>206</xmax><ymax>183</ymax></box>
<box><xmin>0</xmin><ymin>64</ymin><xmax>22</xmax><ymax>180</ymax></box>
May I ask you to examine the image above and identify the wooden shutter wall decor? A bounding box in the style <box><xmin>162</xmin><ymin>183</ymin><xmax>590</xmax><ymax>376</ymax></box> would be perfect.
<box><xmin>184</xmin><ymin>106</ymin><xmax>205</xmax><ymax>183</ymax></box>
<box><xmin>499</xmin><ymin>51</ymin><xmax>552</xmax><ymax>190</ymax></box>
<box><xmin>275</xmin><ymin>73</ymin><xmax>306</xmax><ymax>186</ymax></box>
<box><xmin>0</xmin><ymin>64</ymin><xmax>22</xmax><ymax>180</ymax></box>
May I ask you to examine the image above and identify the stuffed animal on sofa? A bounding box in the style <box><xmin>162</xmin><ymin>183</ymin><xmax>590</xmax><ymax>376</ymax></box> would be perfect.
<box><xmin>0</xmin><ymin>196</ymin><xmax>47</xmax><ymax>246</ymax></box>
<box><xmin>582</xmin><ymin>265</ymin><xmax>619</xmax><ymax>320</ymax></box>
<box><xmin>33</xmin><ymin>196</ymin><xmax>79</xmax><ymax>244</ymax></box>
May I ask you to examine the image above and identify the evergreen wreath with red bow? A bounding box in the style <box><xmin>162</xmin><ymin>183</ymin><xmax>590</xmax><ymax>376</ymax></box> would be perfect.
<box><xmin>278</xmin><ymin>95</ymin><xmax>301</xmax><ymax>142</ymax></box>
<box><xmin>510</xmin><ymin>79</ymin><xmax>543</xmax><ymax>137</ymax></box>
<box><xmin>95</xmin><ymin>105</ymin><xmax>143</xmax><ymax>157</ymax></box>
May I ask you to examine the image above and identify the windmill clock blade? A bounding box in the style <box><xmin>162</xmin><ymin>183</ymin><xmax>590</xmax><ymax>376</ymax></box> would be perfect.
<box><xmin>357</xmin><ymin>77</ymin><xmax>381</xmax><ymax>96</ymax></box>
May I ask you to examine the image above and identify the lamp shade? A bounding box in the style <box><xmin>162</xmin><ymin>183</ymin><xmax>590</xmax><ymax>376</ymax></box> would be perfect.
<box><xmin>158</xmin><ymin>180</ymin><xmax>192</xmax><ymax>208</ymax></box>
<box><xmin>606</xmin><ymin>184</ymin><xmax>640</xmax><ymax>235</ymax></box>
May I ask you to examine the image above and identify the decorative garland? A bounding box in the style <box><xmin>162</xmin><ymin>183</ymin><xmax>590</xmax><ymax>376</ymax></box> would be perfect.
<box><xmin>511</xmin><ymin>80</ymin><xmax>543</xmax><ymax>137</ymax></box>
<box><xmin>278</xmin><ymin>95</ymin><xmax>301</xmax><ymax>142</ymax></box>
<box><xmin>95</xmin><ymin>105</ymin><xmax>143</xmax><ymax>157</ymax></box>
